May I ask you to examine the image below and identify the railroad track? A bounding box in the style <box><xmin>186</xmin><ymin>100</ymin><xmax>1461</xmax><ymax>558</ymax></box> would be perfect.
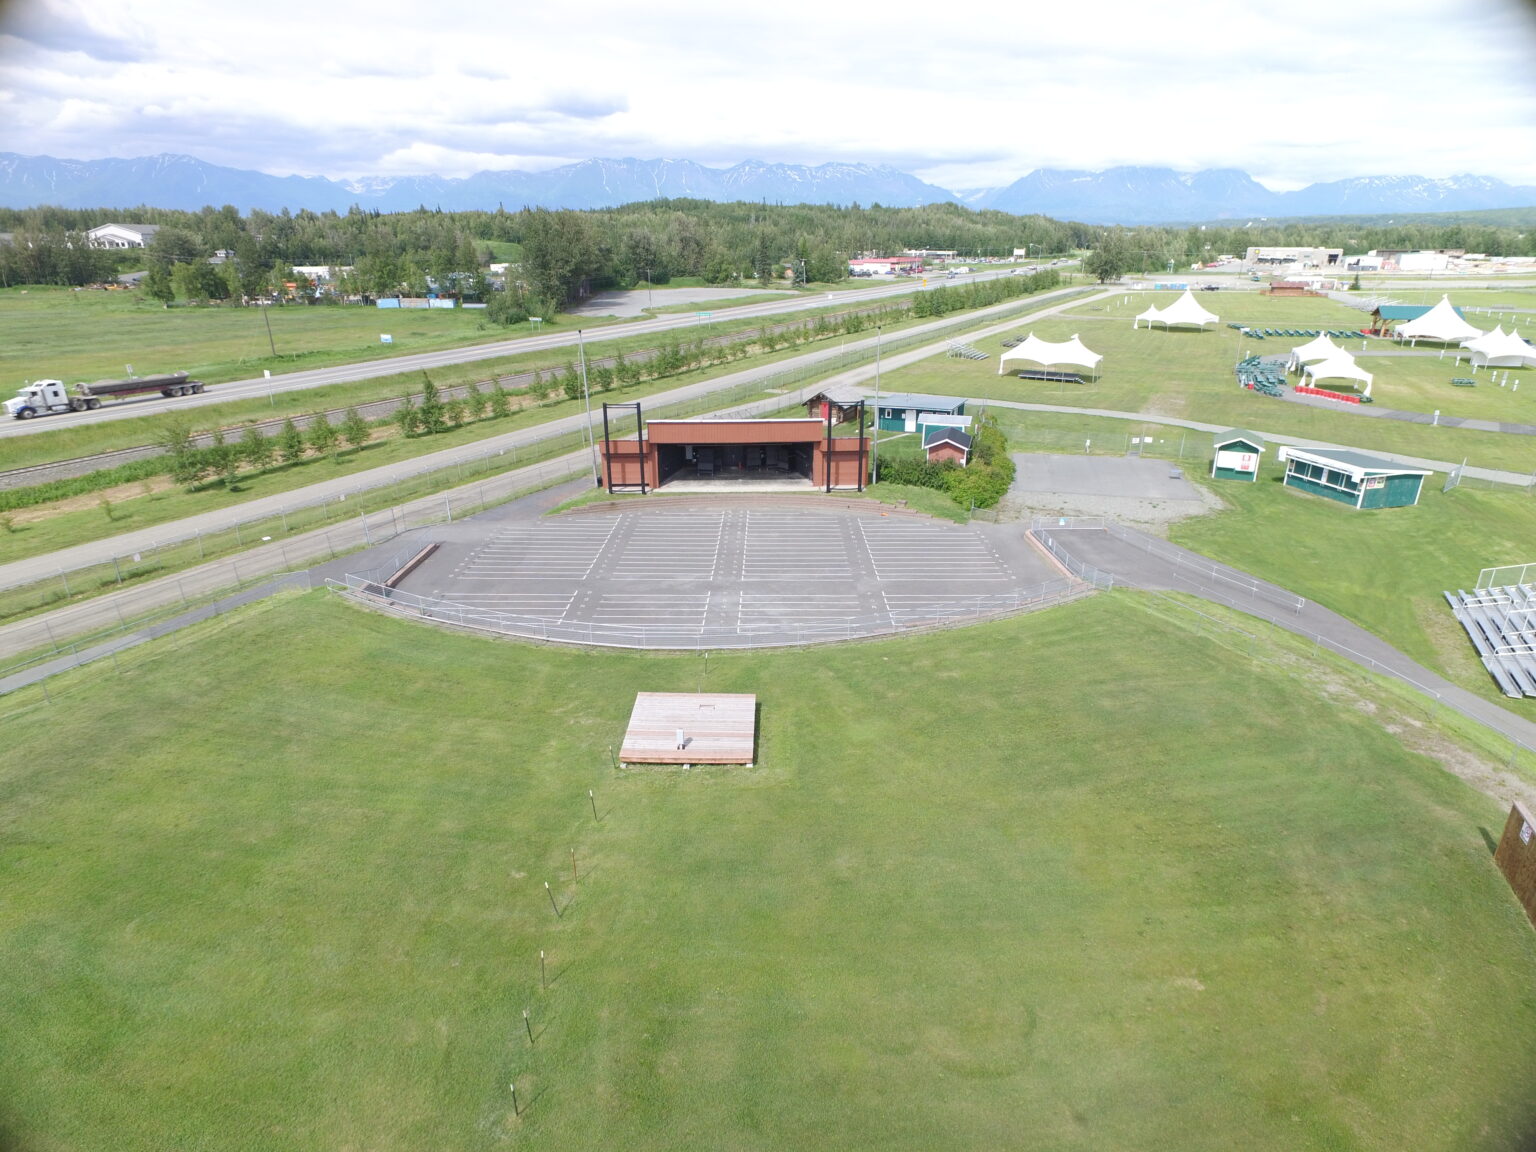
<box><xmin>0</xmin><ymin>300</ymin><xmax>904</xmax><ymax>492</ymax></box>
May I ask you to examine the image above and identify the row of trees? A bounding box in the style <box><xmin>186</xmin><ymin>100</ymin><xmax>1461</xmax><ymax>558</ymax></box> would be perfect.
<box><xmin>393</xmin><ymin>378</ymin><xmax>512</xmax><ymax>438</ymax></box>
<box><xmin>7</xmin><ymin>195</ymin><xmax>1532</xmax><ymax>297</ymax></box>
<box><xmin>158</xmin><ymin>409</ymin><xmax>373</xmax><ymax>487</ymax></box>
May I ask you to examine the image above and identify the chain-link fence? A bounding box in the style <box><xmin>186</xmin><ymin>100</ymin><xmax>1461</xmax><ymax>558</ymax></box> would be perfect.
<box><xmin>2</xmin><ymin>288</ymin><xmax>1093</xmax><ymax>637</ymax></box>
<box><xmin>0</xmin><ymin>454</ymin><xmax>589</xmax><ymax>665</ymax></box>
<box><xmin>995</xmin><ymin>417</ymin><xmax>1536</xmax><ymax>496</ymax></box>
<box><xmin>0</xmin><ymin>570</ymin><xmax>314</xmax><ymax>713</ymax></box>
<box><xmin>329</xmin><ymin>573</ymin><xmax>1097</xmax><ymax>650</ymax></box>
<box><xmin>1032</xmin><ymin>517</ymin><xmax>1307</xmax><ymax>614</ymax></box>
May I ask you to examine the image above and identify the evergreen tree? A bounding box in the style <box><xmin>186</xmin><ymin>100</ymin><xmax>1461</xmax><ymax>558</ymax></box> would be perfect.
<box><xmin>277</xmin><ymin>416</ymin><xmax>305</xmax><ymax>463</ymax></box>
<box><xmin>489</xmin><ymin>383</ymin><xmax>512</xmax><ymax>418</ymax></box>
<box><xmin>142</xmin><ymin>264</ymin><xmax>175</xmax><ymax>306</ymax></box>
<box><xmin>157</xmin><ymin>417</ymin><xmax>207</xmax><ymax>486</ymax></box>
<box><xmin>240</xmin><ymin>425</ymin><xmax>274</xmax><ymax>472</ymax></box>
<box><xmin>209</xmin><ymin>429</ymin><xmax>240</xmax><ymax>487</ymax></box>
<box><xmin>307</xmin><ymin>413</ymin><xmax>338</xmax><ymax>460</ymax></box>
<box><xmin>418</xmin><ymin>375</ymin><xmax>446</xmax><ymax>433</ymax></box>
<box><xmin>341</xmin><ymin>407</ymin><xmax>371</xmax><ymax>451</ymax></box>
<box><xmin>394</xmin><ymin>394</ymin><xmax>420</xmax><ymax>438</ymax></box>
<box><xmin>465</xmin><ymin>381</ymin><xmax>488</xmax><ymax>420</ymax></box>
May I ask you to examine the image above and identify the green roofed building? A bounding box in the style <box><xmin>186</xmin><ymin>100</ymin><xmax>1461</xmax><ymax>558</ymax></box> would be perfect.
<box><xmin>1211</xmin><ymin>430</ymin><xmax>1264</xmax><ymax>482</ymax></box>
<box><xmin>874</xmin><ymin>392</ymin><xmax>966</xmax><ymax>432</ymax></box>
<box><xmin>1279</xmin><ymin>446</ymin><xmax>1431</xmax><ymax>509</ymax></box>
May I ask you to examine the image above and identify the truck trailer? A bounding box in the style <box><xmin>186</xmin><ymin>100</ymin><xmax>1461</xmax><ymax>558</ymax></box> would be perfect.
<box><xmin>4</xmin><ymin>372</ymin><xmax>206</xmax><ymax>419</ymax></box>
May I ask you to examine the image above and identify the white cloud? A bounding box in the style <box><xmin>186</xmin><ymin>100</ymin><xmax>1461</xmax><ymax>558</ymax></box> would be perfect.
<box><xmin>0</xmin><ymin>0</ymin><xmax>1534</xmax><ymax>189</ymax></box>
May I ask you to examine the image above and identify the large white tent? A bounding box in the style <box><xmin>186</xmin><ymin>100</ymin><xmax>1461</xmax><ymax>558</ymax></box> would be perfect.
<box><xmin>998</xmin><ymin>333</ymin><xmax>1103</xmax><ymax>378</ymax></box>
<box><xmin>1394</xmin><ymin>295</ymin><xmax>1484</xmax><ymax>343</ymax></box>
<box><xmin>1288</xmin><ymin>332</ymin><xmax>1343</xmax><ymax>370</ymax></box>
<box><xmin>1134</xmin><ymin>289</ymin><xmax>1219</xmax><ymax>330</ymax></box>
<box><xmin>1303</xmin><ymin>355</ymin><xmax>1374</xmax><ymax>396</ymax></box>
<box><xmin>1462</xmin><ymin>326</ymin><xmax>1536</xmax><ymax>369</ymax></box>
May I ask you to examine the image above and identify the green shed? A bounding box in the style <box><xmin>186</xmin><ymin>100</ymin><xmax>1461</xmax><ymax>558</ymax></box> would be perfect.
<box><xmin>874</xmin><ymin>392</ymin><xmax>967</xmax><ymax>433</ymax></box>
<box><xmin>1211</xmin><ymin>429</ymin><xmax>1264</xmax><ymax>482</ymax></box>
<box><xmin>1279</xmin><ymin>446</ymin><xmax>1431</xmax><ymax>509</ymax></box>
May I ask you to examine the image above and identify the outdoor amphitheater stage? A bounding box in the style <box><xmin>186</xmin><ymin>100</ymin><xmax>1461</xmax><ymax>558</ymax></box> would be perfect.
<box><xmin>381</xmin><ymin>497</ymin><xmax>1071</xmax><ymax>648</ymax></box>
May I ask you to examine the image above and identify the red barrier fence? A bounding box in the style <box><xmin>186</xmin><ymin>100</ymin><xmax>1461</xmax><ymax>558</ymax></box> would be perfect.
<box><xmin>1295</xmin><ymin>384</ymin><xmax>1362</xmax><ymax>404</ymax></box>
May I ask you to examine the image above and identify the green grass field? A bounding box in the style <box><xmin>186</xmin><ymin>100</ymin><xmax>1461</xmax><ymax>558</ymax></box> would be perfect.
<box><xmin>880</xmin><ymin>291</ymin><xmax>1536</xmax><ymax>473</ymax></box>
<box><xmin>1169</xmin><ymin>473</ymin><xmax>1536</xmax><ymax>715</ymax></box>
<box><xmin>2</xmin><ymin>591</ymin><xmax>1535</xmax><ymax>1150</ymax></box>
<box><xmin>0</xmin><ymin>285</ymin><xmax>538</xmax><ymax>389</ymax></box>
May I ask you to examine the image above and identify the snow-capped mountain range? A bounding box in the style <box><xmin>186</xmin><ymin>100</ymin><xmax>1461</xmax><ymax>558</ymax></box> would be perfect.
<box><xmin>1</xmin><ymin>152</ymin><xmax>1533</xmax><ymax>224</ymax></box>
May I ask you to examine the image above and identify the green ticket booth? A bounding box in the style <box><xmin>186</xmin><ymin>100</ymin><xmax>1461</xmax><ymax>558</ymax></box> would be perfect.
<box><xmin>1211</xmin><ymin>430</ymin><xmax>1264</xmax><ymax>482</ymax></box>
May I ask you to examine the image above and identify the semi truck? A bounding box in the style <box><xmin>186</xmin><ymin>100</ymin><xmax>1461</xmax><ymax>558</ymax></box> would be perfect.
<box><xmin>4</xmin><ymin>372</ymin><xmax>206</xmax><ymax>419</ymax></box>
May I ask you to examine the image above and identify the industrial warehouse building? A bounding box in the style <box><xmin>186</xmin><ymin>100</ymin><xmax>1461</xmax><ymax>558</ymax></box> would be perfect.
<box><xmin>1244</xmin><ymin>246</ymin><xmax>1343</xmax><ymax>270</ymax></box>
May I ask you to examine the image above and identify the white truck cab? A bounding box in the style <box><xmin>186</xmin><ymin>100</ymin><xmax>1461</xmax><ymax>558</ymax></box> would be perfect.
<box><xmin>4</xmin><ymin>380</ymin><xmax>91</xmax><ymax>419</ymax></box>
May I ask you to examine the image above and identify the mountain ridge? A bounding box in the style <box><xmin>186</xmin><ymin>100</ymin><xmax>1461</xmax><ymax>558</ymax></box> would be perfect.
<box><xmin>1</xmin><ymin>152</ymin><xmax>1534</xmax><ymax>224</ymax></box>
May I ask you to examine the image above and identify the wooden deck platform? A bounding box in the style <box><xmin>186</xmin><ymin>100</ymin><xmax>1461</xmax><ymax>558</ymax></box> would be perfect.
<box><xmin>620</xmin><ymin>692</ymin><xmax>757</xmax><ymax>764</ymax></box>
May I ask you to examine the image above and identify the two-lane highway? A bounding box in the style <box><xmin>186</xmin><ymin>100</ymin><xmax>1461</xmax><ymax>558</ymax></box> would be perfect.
<box><xmin>1</xmin><ymin>265</ymin><xmax>1053</xmax><ymax>440</ymax></box>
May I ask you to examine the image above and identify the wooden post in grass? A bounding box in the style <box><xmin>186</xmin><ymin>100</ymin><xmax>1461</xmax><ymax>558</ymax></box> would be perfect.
<box><xmin>589</xmin><ymin>789</ymin><xmax>599</xmax><ymax>821</ymax></box>
<box><xmin>1494</xmin><ymin>799</ymin><xmax>1536</xmax><ymax>931</ymax></box>
<box><xmin>540</xmin><ymin>949</ymin><xmax>546</xmax><ymax>990</ymax></box>
<box><xmin>545</xmin><ymin>881</ymin><xmax>561</xmax><ymax>918</ymax></box>
<box><xmin>510</xmin><ymin>1082</ymin><xmax>519</xmax><ymax>1116</ymax></box>
<box><xmin>524</xmin><ymin>1008</ymin><xmax>535</xmax><ymax>1045</ymax></box>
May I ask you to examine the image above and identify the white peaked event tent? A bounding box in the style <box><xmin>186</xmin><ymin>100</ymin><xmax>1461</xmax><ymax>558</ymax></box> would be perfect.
<box><xmin>1134</xmin><ymin>289</ymin><xmax>1219</xmax><ymax>330</ymax></box>
<box><xmin>1394</xmin><ymin>295</ymin><xmax>1484</xmax><ymax>343</ymax></box>
<box><xmin>1288</xmin><ymin>332</ymin><xmax>1342</xmax><ymax>371</ymax></box>
<box><xmin>1303</xmin><ymin>355</ymin><xmax>1374</xmax><ymax>396</ymax></box>
<box><xmin>998</xmin><ymin>333</ymin><xmax>1103</xmax><ymax>378</ymax></box>
<box><xmin>1462</xmin><ymin>326</ymin><xmax>1536</xmax><ymax>369</ymax></box>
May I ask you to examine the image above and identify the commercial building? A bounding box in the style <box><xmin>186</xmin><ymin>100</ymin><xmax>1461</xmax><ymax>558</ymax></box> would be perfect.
<box><xmin>86</xmin><ymin>223</ymin><xmax>161</xmax><ymax>249</ymax></box>
<box><xmin>1243</xmin><ymin>246</ymin><xmax>1343</xmax><ymax>270</ymax></box>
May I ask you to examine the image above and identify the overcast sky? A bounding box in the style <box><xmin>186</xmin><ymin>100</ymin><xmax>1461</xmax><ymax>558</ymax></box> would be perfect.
<box><xmin>3</xmin><ymin>0</ymin><xmax>1536</xmax><ymax>191</ymax></box>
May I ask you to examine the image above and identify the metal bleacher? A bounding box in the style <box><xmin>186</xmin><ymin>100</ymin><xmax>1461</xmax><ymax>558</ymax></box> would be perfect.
<box><xmin>1444</xmin><ymin>583</ymin><xmax>1536</xmax><ymax>697</ymax></box>
<box><xmin>947</xmin><ymin>341</ymin><xmax>987</xmax><ymax>360</ymax></box>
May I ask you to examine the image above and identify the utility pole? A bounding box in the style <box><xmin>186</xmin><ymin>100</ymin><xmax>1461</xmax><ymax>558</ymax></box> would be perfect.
<box><xmin>578</xmin><ymin>329</ymin><xmax>599</xmax><ymax>485</ymax></box>
<box><xmin>870</xmin><ymin>326</ymin><xmax>882</xmax><ymax>484</ymax></box>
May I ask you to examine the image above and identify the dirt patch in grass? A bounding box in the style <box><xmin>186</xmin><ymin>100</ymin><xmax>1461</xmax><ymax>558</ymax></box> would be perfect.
<box><xmin>8</xmin><ymin>475</ymin><xmax>178</xmax><ymax>526</ymax></box>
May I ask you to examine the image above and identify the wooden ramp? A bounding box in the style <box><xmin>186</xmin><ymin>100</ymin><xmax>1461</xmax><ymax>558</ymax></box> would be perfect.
<box><xmin>621</xmin><ymin>692</ymin><xmax>757</xmax><ymax>764</ymax></box>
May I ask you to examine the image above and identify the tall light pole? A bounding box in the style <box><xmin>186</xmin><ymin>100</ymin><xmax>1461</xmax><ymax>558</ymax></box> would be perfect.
<box><xmin>870</xmin><ymin>326</ymin><xmax>882</xmax><ymax>484</ymax></box>
<box><xmin>578</xmin><ymin>329</ymin><xmax>599</xmax><ymax>485</ymax></box>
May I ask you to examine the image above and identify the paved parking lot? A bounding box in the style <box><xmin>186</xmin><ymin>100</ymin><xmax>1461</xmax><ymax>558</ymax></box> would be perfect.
<box><xmin>397</xmin><ymin>501</ymin><xmax>1064</xmax><ymax>644</ymax></box>
<box><xmin>1011</xmin><ymin>454</ymin><xmax>1200</xmax><ymax>499</ymax></box>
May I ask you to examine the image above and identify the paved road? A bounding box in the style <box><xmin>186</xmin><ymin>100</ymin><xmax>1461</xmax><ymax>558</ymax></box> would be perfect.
<box><xmin>1033</xmin><ymin>522</ymin><xmax>1536</xmax><ymax>761</ymax></box>
<box><xmin>0</xmin><ymin>284</ymin><xmax>1107</xmax><ymax>594</ymax></box>
<box><xmin>0</xmin><ymin>267</ymin><xmax>1038</xmax><ymax>439</ymax></box>
<box><xmin>973</xmin><ymin>399</ymin><xmax>1536</xmax><ymax>487</ymax></box>
<box><xmin>1281</xmin><ymin>387</ymin><xmax>1536</xmax><ymax>436</ymax></box>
